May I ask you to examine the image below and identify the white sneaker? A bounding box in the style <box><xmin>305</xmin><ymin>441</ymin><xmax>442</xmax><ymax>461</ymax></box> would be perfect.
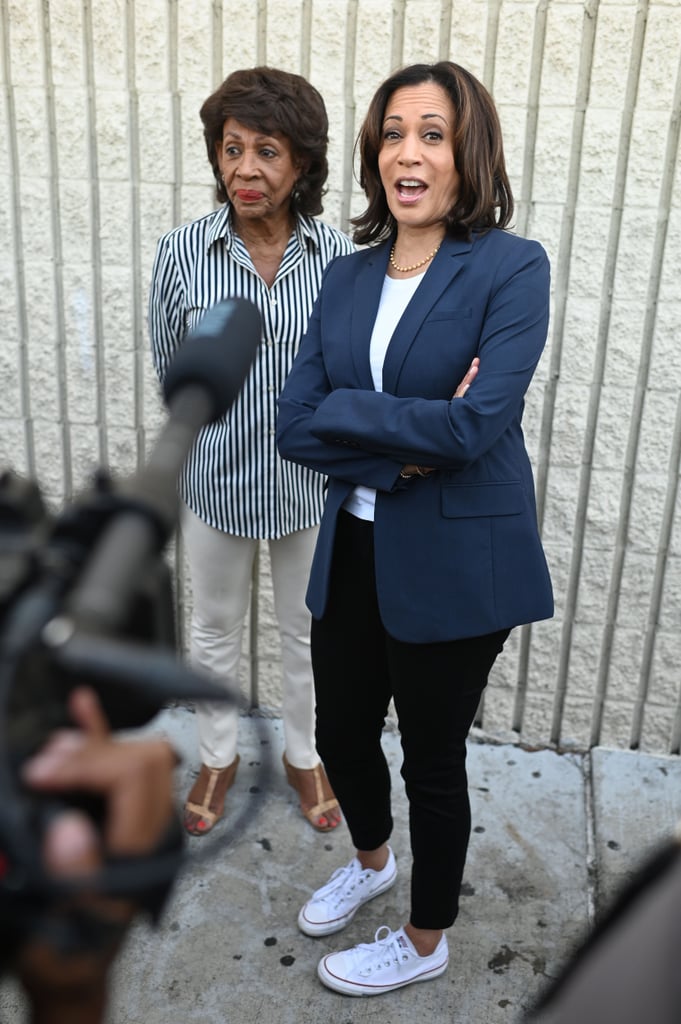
<box><xmin>297</xmin><ymin>848</ymin><xmax>397</xmax><ymax>937</ymax></box>
<box><xmin>317</xmin><ymin>925</ymin><xmax>449</xmax><ymax>996</ymax></box>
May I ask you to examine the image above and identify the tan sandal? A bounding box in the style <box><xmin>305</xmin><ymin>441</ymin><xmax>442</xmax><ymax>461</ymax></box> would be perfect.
<box><xmin>282</xmin><ymin>752</ymin><xmax>341</xmax><ymax>832</ymax></box>
<box><xmin>184</xmin><ymin>755</ymin><xmax>240</xmax><ymax>836</ymax></box>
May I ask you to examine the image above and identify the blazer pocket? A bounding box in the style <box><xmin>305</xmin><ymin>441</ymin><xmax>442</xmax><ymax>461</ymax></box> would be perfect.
<box><xmin>426</xmin><ymin>307</ymin><xmax>473</xmax><ymax>323</ymax></box>
<box><xmin>441</xmin><ymin>481</ymin><xmax>524</xmax><ymax>518</ymax></box>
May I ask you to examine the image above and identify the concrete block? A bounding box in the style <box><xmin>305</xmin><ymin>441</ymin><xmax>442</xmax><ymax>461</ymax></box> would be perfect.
<box><xmin>0</xmin><ymin>421</ymin><xmax>29</xmax><ymax>476</ymax></box>
<box><xmin>0</xmin><ymin>342</ymin><xmax>22</xmax><ymax>419</ymax></box>
<box><xmin>658</xmin><ymin>210</ymin><xmax>681</xmax><ymax>302</ymax></box>
<box><xmin>4</xmin><ymin>0</ymin><xmax>42</xmax><ymax>83</ymax></box>
<box><xmin>625</xmin><ymin>109</ymin><xmax>675</xmax><ymax>209</ymax></box>
<box><xmin>449</xmin><ymin>2</ymin><xmax>487</xmax><ymax>76</ymax></box>
<box><xmin>613</xmin><ymin>210</ymin><xmax>657</xmax><ymax>303</ymax></box>
<box><xmin>90</xmin><ymin>92</ymin><xmax>130</xmax><ymax>182</ymax></box>
<box><xmin>402</xmin><ymin>1</ymin><xmax>446</xmax><ymax>65</ymax></box>
<box><xmin>138</xmin><ymin>92</ymin><xmax>175</xmax><ymax>185</ymax></box>
<box><xmin>90</xmin><ymin>1</ymin><xmax>126</xmax><ymax>86</ymax></box>
<box><xmin>628</xmin><ymin>476</ymin><xmax>673</xmax><ymax>554</ymax></box>
<box><xmin>32</xmin><ymin>419</ymin><xmax>66</xmax><ymax>500</ymax></box>
<box><xmin>638</xmin><ymin>5</ymin><xmax>681</xmax><ymax>109</ymax></box>
<box><xmin>585</xmin><ymin>468</ymin><xmax>627</xmax><ymax>541</ymax></box>
<box><xmin>176</xmin><ymin>3</ymin><xmax>215</xmax><ymax>91</ymax></box>
<box><xmin>542</xmin><ymin>466</ymin><xmax>581</xmax><ymax>544</ymax></box>
<box><xmin>590</xmin><ymin>6</ymin><xmax>638</xmax><ymax>108</ymax></box>
<box><xmin>107</xmin><ymin>426</ymin><xmax>142</xmax><ymax>478</ymax></box>
<box><xmin>541</xmin><ymin>4</ymin><xmax>588</xmax><ymax>106</ymax></box>
<box><xmin>656</xmin><ymin>568</ymin><xmax>681</xmax><ymax>628</ymax></box>
<box><xmin>493</xmin><ymin>4</ymin><xmax>543</xmax><ymax>105</ymax></box>
<box><xmin>99</xmin><ymin>184</ymin><xmax>133</xmax><ymax>266</ymax></box>
<box><xmin>567</xmin><ymin>206</ymin><xmax>612</xmax><ymax>301</ymax></box>
<box><xmin>579</xmin><ymin>109</ymin><xmax>623</xmax><ymax>209</ymax></box>
<box><xmin>263</xmin><ymin>4</ymin><xmax>305</xmax><ymax>70</ymax></box>
<box><xmin>651</xmin><ymin>302</ymin><xmax>681</xmax><ymax>389</ymax></box>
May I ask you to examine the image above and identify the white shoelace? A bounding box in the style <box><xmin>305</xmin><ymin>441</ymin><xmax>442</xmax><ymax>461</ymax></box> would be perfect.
<box><xmin>353</xmin><ymin>927</ymin><xmax>411</xmax><ymax>976</ymax></box>
<box><xmin>313</xmin><ymin>859</ymin><xmax>370</xmax><ymax>904</ymax></box>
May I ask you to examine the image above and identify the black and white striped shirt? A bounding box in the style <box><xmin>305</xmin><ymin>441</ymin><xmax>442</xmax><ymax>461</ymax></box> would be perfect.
<box><xmin>148</xmin><ymin>203</ymin><xmax>354</xmax><ymax>539</ymax></box>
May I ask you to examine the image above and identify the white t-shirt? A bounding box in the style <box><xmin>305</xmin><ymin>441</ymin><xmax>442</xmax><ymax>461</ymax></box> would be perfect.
<box><xmin>343</xmin><ymin>272</ymin><xmax>425</xmax><ymax>521</ymax></box>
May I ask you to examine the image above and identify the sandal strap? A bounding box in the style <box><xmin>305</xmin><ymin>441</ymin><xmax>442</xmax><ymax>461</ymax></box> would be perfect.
<box><xmin>185</xmin><ymin>800</ymin><xmax>219</xmax><ymax>824</ymax></box>
<box><xmin>283</xmin><ymin>753</ymin><xmax>340</xmax><ymax>823</ymax></box>
<box><xmin>185</xmin><ymin>758</ymin><xmax>239</xmax><ymax>820</ymax></box>
<box><xmin>307</xmin><ymin>796</ymin><xmax>340</xmax><ymax>817</ymax></box>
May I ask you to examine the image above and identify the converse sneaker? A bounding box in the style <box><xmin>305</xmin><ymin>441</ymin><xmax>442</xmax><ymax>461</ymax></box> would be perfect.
<box><xmin>297</xmin><ymin>848</ymin><xmax>397</xmax><ymax>937</ymax></box>
<box><xmin>317</xmin><ymin>925</ymin><xmax>449</xmax><ymax>996</ymax></box>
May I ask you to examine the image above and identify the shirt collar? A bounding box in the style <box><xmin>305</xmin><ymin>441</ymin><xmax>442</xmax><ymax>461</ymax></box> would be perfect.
<box><xmin>205</xmin><ymin>203</ymin><xmax>320</xmax><ymax>255</ymax></box>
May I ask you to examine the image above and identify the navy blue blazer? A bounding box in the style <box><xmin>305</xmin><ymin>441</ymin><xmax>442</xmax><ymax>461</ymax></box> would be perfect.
<box><xmin>277</xmin><ymin>229</ymin><xmax>554</xmax><ymax>643</ymax></box>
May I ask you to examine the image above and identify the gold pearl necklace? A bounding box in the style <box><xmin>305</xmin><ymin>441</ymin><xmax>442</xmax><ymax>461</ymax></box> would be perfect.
<box><xmin>389</xmin><ymin>242</ymin><xmax>441</xmax><ymax>273</ymax></box>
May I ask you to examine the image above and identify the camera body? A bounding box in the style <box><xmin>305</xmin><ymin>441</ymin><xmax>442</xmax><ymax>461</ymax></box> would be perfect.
<box><xmin>0</xmin><ymin>468</ymin><xmax>185</xmax><ymax>963</ymax></box>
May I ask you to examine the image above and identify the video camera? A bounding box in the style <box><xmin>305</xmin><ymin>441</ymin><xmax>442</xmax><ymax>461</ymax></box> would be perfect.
<box><xmin>0</xmin><ymin>298</ymin><xmax>261</xmax><ymax>963</ymax></box>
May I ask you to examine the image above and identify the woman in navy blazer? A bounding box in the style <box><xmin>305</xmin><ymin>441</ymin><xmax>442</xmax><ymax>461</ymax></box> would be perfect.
<box><xmin>277</xmin><ymin>61</ymin><xmax>553</xmax><ymax>996</ymax></box>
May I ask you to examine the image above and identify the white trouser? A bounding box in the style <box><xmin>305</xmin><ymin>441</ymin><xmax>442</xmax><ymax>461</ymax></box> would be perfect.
<box><xmin>181</xmin><ymin>505</ymin><xmax>319</xmax><ymax>770</ymax></box>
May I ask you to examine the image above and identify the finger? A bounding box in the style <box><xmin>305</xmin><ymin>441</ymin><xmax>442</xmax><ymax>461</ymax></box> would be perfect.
<box><xmin>43</xmin><ymin>811</ymin><xmax>101</xmax><ymax>878</ymax></box>
<box><xmin>67</xmin><ymin>687</ymin><xmax>110</xmax><ymax>739</ymax></box>
<box><xmin>454</xmin><ymin>357</ymin><xmax>480</xmax><ymax>398</ymax></box>
<box><xmin>105</xmin><ymin>742</ymin><xmax>176</xmax><ymax>855</ymax></box>
<box><xmin>22</xmin><ymin>731</ymin><xmax>89</xmax><ymax>784</ymax></box>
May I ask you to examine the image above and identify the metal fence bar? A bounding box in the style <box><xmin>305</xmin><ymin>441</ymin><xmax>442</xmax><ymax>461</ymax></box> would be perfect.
<box><xmin>515</xmin><ymin>0</ymin><xmax>600</xmax><ymax>737</ymax></box>
<box><xmin>515</xmin><ymin>0</ymin><xmax>548</xmax><ymax>240</ymax></box>
<box><xmin>82</xmin><ymin>0</ymin><xmax>108</xmax><ymax>468</ymax></box>
<box><xmin>299</xmin><ymin>0</ymin><xmax>313</xmax><ymax>79</ymax></box>
<box><xmin>509</xmin><ymin>0</ymin><xmax>549</xmax><ymax>733</ymax></box>
<box><xmin>391</xmin><ymin>0</ymin><xmax>406</xmax><ymax>69</ymax></box>
<box><xmin>124</xmin><ymin>0</ymin><xmax>146</xmax><ymax>473</ymax></box>
<box><xmin>630</xmin><ymin>49</ymin><xmax>681</xmax><ymax>750</ymax></box>
<box><xmin>339</xmin><ymin>0</ymin><xmax>358</xmax><ymax>234</ymax></box>
<box><xmin>1</xmin><ymin>0</ymin><xmax>35</xmax><ymax>477</ymax></box>
<box><xmin>438</xmin><ymin>0</ymin><xmax>452</xmax><ymax>61</ymax></box>
<box><xmin>482</xmin><ymin>0</ymin><xmax>502</xmax><ymax>91</ymax></box>
<box><xmin>40</xmin><ymin>0</ymin><xmax>73</xmax><ymax>499</ymax></box>
<box><xmin>587</xmin><ymin>0</ymin><xmax>650</xmax><ymax>746</ymax></box>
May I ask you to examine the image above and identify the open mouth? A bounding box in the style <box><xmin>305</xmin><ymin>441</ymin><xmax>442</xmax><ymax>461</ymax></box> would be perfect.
<box><xmin>396</xmin><ymin>178</ymin><xmax>427</xmax><ymax>200</ymax></box>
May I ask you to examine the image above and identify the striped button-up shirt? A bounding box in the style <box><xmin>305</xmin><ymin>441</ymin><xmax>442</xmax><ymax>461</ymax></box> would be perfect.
<box><xmin>148</xmin><ymin>203</ymin><xmax>354</xmax><ymax>539</ymax></box>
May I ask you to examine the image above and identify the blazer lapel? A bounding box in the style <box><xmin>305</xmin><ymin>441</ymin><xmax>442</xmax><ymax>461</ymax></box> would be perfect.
<box><xmin>349</xmin><ymin>242</ymin><xmax>390</xmax><ymax>389</ymax></box>
<box><xmin>382</xmin><ymin>236</ymin><xmax>473</xmax><ymax>394</ymax></box>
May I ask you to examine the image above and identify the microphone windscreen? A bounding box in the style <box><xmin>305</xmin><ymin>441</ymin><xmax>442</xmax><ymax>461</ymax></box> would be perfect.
<box><xmin>162</xmin><ymin>298</ymin><xmax>262</xmax><ymax>421</ymax></box>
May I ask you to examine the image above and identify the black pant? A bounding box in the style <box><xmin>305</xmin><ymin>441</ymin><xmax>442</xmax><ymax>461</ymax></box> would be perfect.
<box><xmin>311</xmin><ymin>510</ymin><xmax>509</xmax><ymax>930</ymax></box>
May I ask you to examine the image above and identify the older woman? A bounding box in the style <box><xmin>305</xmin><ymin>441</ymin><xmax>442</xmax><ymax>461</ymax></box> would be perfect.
<box><xmin>277</xmin><ymin>62</ymin><xmax>553</xmax><ymax>994</ymax></box>
<box><xmin>149</xmin><ymin>67</ymin><xmax>353</xmax><ymax>836</ymax></box>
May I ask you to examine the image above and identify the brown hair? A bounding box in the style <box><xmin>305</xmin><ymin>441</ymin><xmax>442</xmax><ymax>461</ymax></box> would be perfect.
<box><xmin>352</xmin><ymin>61</ymin><xmax>514</xmax><ymax>244</ymax></box>
<box><xmin>200</xmin><ymin>66</ymin><xmax>329</xmax><ymax>216</ymax></box>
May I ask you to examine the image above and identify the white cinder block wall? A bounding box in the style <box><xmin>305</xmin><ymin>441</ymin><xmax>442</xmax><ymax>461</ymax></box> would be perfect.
<box><xmin>1</xmin><ymin>0</ymin><xmax>680</xmax><ymax>754</ymax></box>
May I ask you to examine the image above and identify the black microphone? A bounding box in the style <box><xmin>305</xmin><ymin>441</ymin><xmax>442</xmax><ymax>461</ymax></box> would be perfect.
<box><xmin>162</xmin><ymin>297</ymin><xmax>262</xmax><ymax>420</ymax></box>
<box><xmin>65</xmin><ymin>298</ymin><xmax>262</xmax><ymax>636</ymax></box>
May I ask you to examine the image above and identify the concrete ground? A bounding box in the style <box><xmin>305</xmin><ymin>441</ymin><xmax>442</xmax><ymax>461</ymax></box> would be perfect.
<box><xmin>3</xmin><ymin>707</ymin><xmax>681</xmax><ymax>1024</ymax></box>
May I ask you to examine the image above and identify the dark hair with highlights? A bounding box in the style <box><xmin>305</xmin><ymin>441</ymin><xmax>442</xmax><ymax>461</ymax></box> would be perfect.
<box><xmin>200</xmin><ymin>66</ymin><xmax>329</xmax><ymax>216</ymax></box>
<box><xmin>352</xmin><ymin>61</ymin><xmax>513</xmax><ymax>244</ymax></box>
